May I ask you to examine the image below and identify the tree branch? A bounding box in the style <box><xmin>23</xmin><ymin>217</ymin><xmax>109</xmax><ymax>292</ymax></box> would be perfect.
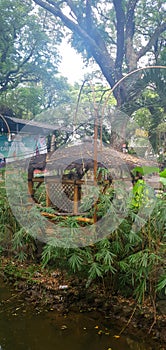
<box><xmin>0</xmin><ymin>44</ymin><xmax>36</xmax><ymax>92</ymax></box>
<box><xmin>33</xmin><ymin>0</ymin><xmax>116</xmax><ymax>89</ymax></box>
<box><xmin>66</xmin><ymin>0</ymin><xmax>79</xmax><ymax>20</ymax></box>
<box><xmin>137</xmin><ymin>22</ymin><xmax>166</xmax><ymax>60</ymax></box>
<box><xmin>125</xmin><ymin>0</ymin><xmax>139</xmax><ymax>71</ymax></box>
<box><xmin>113</xmin><ymin>0</ymin><xmax>125</xmax><ymax>79</ymax></box>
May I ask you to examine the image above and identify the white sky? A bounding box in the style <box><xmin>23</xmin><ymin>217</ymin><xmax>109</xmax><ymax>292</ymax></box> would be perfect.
<box><xmin>59</xmin><ymin>40</ymin><xmax>85</xmax><ymax>84</ymax></box>
<box><xmin>58</xmin><ymin>38</ymin><xmax>108</xmax><ymax>86</ymax></box>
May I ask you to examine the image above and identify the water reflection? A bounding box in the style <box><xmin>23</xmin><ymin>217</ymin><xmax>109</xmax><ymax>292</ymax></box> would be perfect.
<box><xmin>0</xmin><ymin>280</ymin><xmax>159</xmax><ymax>350</ymax></box>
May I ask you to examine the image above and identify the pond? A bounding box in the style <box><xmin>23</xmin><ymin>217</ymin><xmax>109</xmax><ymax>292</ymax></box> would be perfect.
<box><xmin>0</xmin><ymin>279</ymin><xmax>159</xmax><ymax>350</ymax></box>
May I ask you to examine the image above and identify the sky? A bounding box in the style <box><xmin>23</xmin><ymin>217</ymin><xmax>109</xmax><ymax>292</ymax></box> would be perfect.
<box><xmin>59</xmin><ymin>40</ymin><xmax>85</xmax><ymax>84</ymax></box>
<box><xmin>59</xmin><ymin>39</ymin><xmax>107</xmax><ymax>86</ymax></box>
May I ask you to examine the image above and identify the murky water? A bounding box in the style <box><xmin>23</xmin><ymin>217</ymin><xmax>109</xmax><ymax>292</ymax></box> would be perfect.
<box><xmin>0</xmin><ymin>279</ymin><xmax>159</xmax><ymax>350</ymax></box>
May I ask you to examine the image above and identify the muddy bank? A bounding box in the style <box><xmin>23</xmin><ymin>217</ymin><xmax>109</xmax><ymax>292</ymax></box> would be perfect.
<box><xmin>0</xmin><ymin>257</ymin><xmax>165</xmax><ymax>349</ymax></box>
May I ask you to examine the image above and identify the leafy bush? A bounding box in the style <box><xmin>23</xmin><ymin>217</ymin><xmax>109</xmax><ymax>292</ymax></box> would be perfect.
<box><xmin>0</xmin><ymin>173</ymin><xmax>165</xmax><ymax>305</ymax></box>
<box><xmin>41</xmin><ymin>192</ymin><xmax>166</xmax><ymax>304</ymax></box>
<box><xmin>0</xmin><ymin>180</ymin><xmax>36</xmax><ymax>260</ymax></box>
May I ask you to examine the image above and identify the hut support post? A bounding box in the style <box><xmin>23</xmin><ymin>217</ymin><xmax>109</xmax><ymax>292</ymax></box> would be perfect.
<box><xmin>73</xmin><ymin>183</ymin><xmax>79</xmax><ymax>215</ymax></box>
<box><xmin>46</xmin><ymin>183</ymin><xmax>52</xmax><ymax>207</ymax></box>
<box><xmin>28</xmin><ymin>179</ymin><xmax>34</xmax><ymax>203</ymax></box>
<box><xmin>93</xmin><ymin>116</ymin><xmax>98</xmax><ymax>223</ymax></box>
<box><xmin>28</xmin><ymin>167</ymin><xmax>35</xmax><ymax>203</ymax></box>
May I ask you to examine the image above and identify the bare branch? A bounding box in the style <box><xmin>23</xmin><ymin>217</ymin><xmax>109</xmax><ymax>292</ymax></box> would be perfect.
<box><xmin>66</xmin><ymin>0</ymin><xmax>78</xmax><ymax>20</ymax></box>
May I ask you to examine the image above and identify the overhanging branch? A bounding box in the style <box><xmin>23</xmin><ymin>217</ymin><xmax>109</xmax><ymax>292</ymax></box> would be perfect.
<box><xmin>137</xmin><ymin>23</ymin><xmax>166</xmax><ymax>60</ymax></box>
<box><xmin>33</xmin><ymin>0</ymin><xmax>116</xmax><ymax>89</ymax></box>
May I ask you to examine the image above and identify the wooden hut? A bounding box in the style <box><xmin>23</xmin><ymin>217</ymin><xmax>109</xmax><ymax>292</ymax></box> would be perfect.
<box><xmin>27</xmin><ymin>140</ymin><xmax>159</xmax><ymax>221</ymax></box>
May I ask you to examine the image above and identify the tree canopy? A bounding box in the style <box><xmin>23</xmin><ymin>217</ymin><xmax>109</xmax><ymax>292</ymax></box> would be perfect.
<box><xmin>0</xmin><ymin>0</ymin><xmax>74</xmax><ymax>118</ymax></box>
<box><xmin>0</xmin><ymin>0</ymin><xmax>165</xmax><ymax>152</ymax></box>
<box><xmin>33</xmin><ymin>0</ymin><xmax>166</xmax><ymax>106</ymax></box>
<box><xmin>0</xmin><ymin>0</ymin><xmax>60</xmax><ymax>93</ymax></box>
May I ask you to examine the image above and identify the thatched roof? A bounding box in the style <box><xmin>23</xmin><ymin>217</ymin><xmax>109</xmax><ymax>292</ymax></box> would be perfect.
<box><xmin>45</xmin><ymin>141</ymin><xmax>158</xmax><ymax>179</ymax></box>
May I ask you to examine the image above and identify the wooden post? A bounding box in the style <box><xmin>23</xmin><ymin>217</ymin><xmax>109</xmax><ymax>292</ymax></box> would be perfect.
<box><xmin>28</xmin><ymin>167</ymin><xmax>34</xmax><ymax>203</ymax></box>
<box><xmin>93</xmin><ymin>117</ymin><xmax>98</xmax><ymax>223</ymax></box>
<box><xmin>73</xmin><ymin>183</ymin><xmax>78</xmax><ymax>215</ymax></box>
<box><xmin>28</xmin><ymin>178</ymin><xmax>34</xmax><ymax>203</ymax></box>
<box><xmin>46</xmin><ymin>183</ymin><xmax>52</xmax><ymax>207</ymax></box>
<box><xmin>50</xmin><ymin>134</ymin><xmax>56</xmax><ymax>152</ymax></box>
<box><xmin>94</xmin><ymin>117</ymin><xmax>98</xmax><ymax>184</ymax></box>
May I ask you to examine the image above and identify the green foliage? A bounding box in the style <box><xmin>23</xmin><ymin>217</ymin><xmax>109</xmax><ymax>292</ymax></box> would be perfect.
<box><xmin>160</xmin><ymin>177</ymin><xmax>166</xmax><ymax>187</ymax></box>
<box><xmin>33</xmin><ymin>0</ymin><xmax>166</xmax><ymax>113</ymax></box>
<box><xmin>68</xmin><ymin>250</ymin><xmax>83</xmax><ymax>273</ymax></box>
<box><xmin>39</xmin><ymin>191</ymin><xmax>166</xmax><ymax>304</ymax></box>
<box><xmin>0</xmin><ymin>0</ymin><xmax>71</xmax><ymax>119</ymax></box>
<box><xmin>132</xmin><ymin>67</ymin><xmax>166</xmax><ymax>152</ymax></box>
<box><xmin>88</xmin><ymin>262</ymin><xmax>103</xmax><ymax>280</ymax></box>
<box><xmin>130</xmin><ymin>180</ymin><xmax>152</xmax><ymax>210</ymax></box>
<box><xmin>156</xmin><ymin>274</ymin><xmax>166</xmax><ymax>295</ymax></box>
<box><xmin>0</xmin><ymin>180</ymin><xmax>19</xmax><ymax>252</ymax></box>
<box><xmin>0</xmin><ymin>178</ymin><xmax>37</xmax><ymax>260</ymax></box>
<box><xmin>160</xmin><ymin>168</ymin><xmax>166</xmax><ymax>178</ymax></box>
<box><xmin>0</xmin><ymin>0</ymin><xmax>60</xmax><ymax>93</ymax></box>
<box><xmin>12</xmin><ymin>227</ymin><xmax>36</xmax><ymax>261</ymax></box>
<box><xmin>30</xmin><ymin>174</ymin><xmax>165</xmax><ymax>304</ymax></box>
<box><xmin>132</xmin><ymin>166</ymin><xmax>160</xmax><ymax>176</ymax></box>
<box><xmin>41</xmin><ymin>237</ymin><xmax>61</xmax><ymax>268</ymax></box>
<box><xmin>0</xmin><ymin>169</ymin><xmax>166</xmax><ymax>306</ymax></box>
<box><xmin>120</xmin><ymin>250</ymin><xmax>161</xmax><ymax>303</ymax></box>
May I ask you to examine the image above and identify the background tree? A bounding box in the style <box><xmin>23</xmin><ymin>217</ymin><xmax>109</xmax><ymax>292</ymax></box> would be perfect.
<box><xmin>132</xmin><ymin>70</ymin><xmax>166</xmax><ymax>152</ymax></box>
<box><xmin>0</xmin><ymin>76</ymin><xmax>72</xmax><ymax>119</ymax></box>
<box><xmin>0</xmin><ymin>0</ymin><xmax>72</xmax><ymax>119</ymax></box>
<box><xmin>1</xmin><ymin>0</ymin><xmax>165</xmax><ymax>153</ymax></box>
<box><xmin>0</xmin><ymin>0</ymin><xmax>61</xmax><ymax>93</ymax></box>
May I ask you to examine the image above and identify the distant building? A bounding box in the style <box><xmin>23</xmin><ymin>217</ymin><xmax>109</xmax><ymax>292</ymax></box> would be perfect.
<box><xmin>0</xmin><ymin>115</ymin><xmax>57</xmax><ymax>162</ymax></box>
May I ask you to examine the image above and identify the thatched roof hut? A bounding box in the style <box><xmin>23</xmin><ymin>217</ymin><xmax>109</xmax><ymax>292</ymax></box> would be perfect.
<box><xmin>26</xmin><ymin>140</ymin><xmax>160</xmax><ymax>216</ymax></box>
<box><xmin>45</xmin><ymin>140</ymin><xmax>158</xmax><ymax>181</ymax></box>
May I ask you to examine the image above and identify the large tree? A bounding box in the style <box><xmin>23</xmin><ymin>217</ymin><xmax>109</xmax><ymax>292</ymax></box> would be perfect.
<box><xmin>0</xmin><ymin>0</ymin><xmax>74</xmax><ymax>119</ymax></box>
<box><xmin>32</xmin><ymin>0</ymin><xmax>166</xmax><ymax>106</ymax></box>
<box><xmin>0</xmin><ymin>0</ymin><xmax>60</xmax><ymax>93</ymax></box>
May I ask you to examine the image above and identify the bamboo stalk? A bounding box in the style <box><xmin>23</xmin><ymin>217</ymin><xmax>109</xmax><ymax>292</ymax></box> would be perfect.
<box><xmin>41</xmin><ymin>212</ymin><xmax>94</xmax><ymax>223</ymax></box>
